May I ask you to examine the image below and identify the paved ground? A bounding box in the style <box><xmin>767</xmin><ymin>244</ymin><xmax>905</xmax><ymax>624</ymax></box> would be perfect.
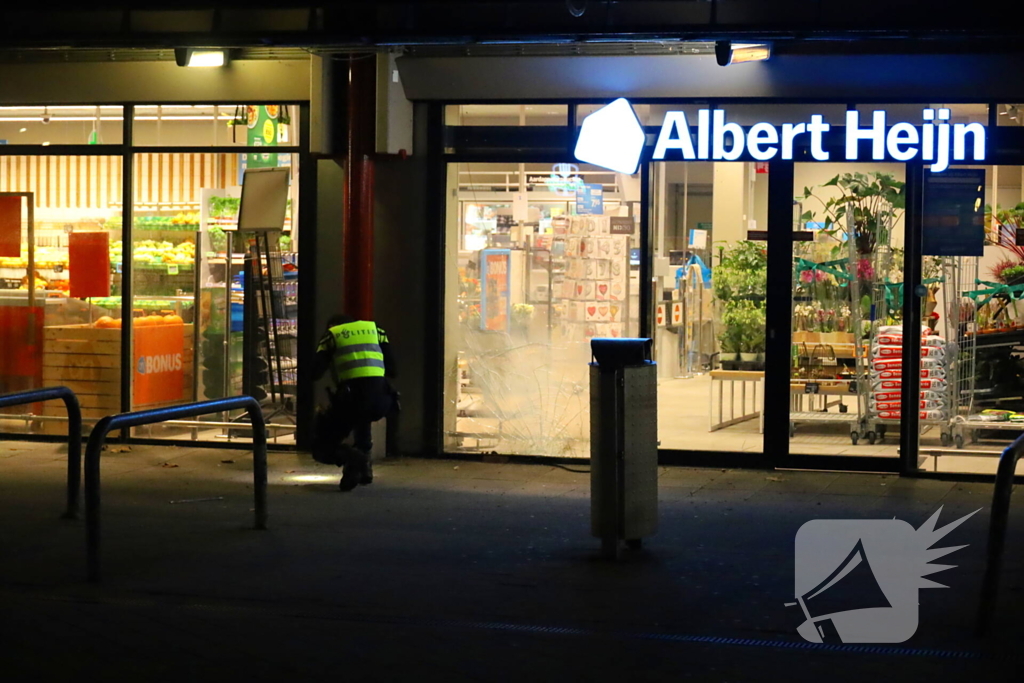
<box><xmin>1</xmin><ymin>439</ymin><xmax>1022</xmax><ymax>681</ymax></box>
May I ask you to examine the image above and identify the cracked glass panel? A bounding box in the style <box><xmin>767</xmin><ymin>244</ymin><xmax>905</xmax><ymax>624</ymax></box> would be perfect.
<box><xmin>443</xmin><ymin>162</ymin><xmax>641</xmax><ymax>457</ymax></box>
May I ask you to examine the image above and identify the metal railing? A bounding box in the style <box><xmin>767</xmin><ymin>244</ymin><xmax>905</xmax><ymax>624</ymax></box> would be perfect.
<box><xmin>85</xmin><ymin>396</ymin><xmax>268</xmax><ymax>582</ymax></box>
<box><xmin>976</xmin><ymin>432</ymin><xmax>1024</xmax><ymax>635</ymax></box>
<box><xmin>0</xmin><ymin>386</ymin><xmax>82</xmax><ymax>519</ymax></box>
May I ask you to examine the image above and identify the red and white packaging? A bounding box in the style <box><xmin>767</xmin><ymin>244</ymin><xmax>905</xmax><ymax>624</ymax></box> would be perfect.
<box><xmin>919</xmin><ymin>378</ymin><xmax>947</xmax><ymax>391</ymax></box>
<box><xmin>872</xmin><ymin>359</ymin><xmax>903</xmax><ymax>372</ymax></box>
<box><xmin>873</xmin><ymin>345</ymin><xmax>903</xmax><ymax>358</ymax></box>
<box><xmin>876</xmin><ymin>334</ymin><xmax>903</xmax><ymax>345</ymax></box>
<box><xmin>873</xmin><ymin>379</ymin><xmax>903</xmax><ymax>391</ymax></box>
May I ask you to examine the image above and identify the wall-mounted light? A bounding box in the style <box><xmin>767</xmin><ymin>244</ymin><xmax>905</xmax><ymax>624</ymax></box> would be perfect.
<box><xmin>174</xmin><ymin>48</ymin><xmax>228</xmax><ymax>68</ymax></box>
<box><xmin>715</xmin><ymin>40</ymin><xmax>771</xmax><ymax>67</ymax></box>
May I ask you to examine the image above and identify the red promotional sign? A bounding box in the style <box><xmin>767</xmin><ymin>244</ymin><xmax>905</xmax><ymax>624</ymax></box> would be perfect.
<box><xmin>0</xmin><ymin>195</ymin><xmax>22</xmax><ymax>258</ymax></box>
<box><xmin>68</xmin><ymin>232</ymin><xmax>111</xmax><ymax>298</ymax></box>
<box><xmin>133</xmin><ymin>323</ymin><xmax>185</xmax><ymax>406</ymax></box>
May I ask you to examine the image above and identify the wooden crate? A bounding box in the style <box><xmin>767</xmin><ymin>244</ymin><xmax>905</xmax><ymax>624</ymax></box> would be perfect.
<box><xmin>36</xmin><ymin>323</ymin><xmax>195</xmax><ymax>433</ymax></box>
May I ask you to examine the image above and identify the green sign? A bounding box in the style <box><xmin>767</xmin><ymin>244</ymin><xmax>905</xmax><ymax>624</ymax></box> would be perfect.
<box><xmin>245</xmin><ymin>105</ymin><xmax>281</xmax><ymax>169</ymax></box>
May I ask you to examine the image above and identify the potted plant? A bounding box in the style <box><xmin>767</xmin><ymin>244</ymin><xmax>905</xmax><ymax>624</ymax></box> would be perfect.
<box><xmin>718</xmin><ymin>305</ymin><xmax>743</xmax><ymax>361</ymax></box>
<box><xmin>799</xmin><ymin>172</ymin><xmax>905</xmax><ymax>257</ymax></box>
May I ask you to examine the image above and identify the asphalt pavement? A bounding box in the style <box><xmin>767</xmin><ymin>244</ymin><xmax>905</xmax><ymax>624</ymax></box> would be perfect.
<box><xmin>0</xmin><ymin>440</ymin><xmax>1021</xmax><ymax>681</ymax></box>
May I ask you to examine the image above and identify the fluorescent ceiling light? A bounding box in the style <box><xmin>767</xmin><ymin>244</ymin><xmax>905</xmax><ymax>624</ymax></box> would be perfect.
<box><xmin>175</xmin><ymin>48</ymin><xmax>228</xmax><ymax>68</ymax></box>
<box><xmin>715</xmin><ymin>40</ymin><xmax>771</xmax><ymax>66</ymax></box>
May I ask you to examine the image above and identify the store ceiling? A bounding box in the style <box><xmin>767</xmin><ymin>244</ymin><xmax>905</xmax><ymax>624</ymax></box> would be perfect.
<box><xmin>2</xmin><ymin>2</ymin><xmax>1024</xmax><ymax>52</ymax></box>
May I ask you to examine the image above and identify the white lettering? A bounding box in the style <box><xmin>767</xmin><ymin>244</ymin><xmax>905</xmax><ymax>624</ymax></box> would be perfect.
<box><xmin>747</xmin><ymin>122</ymin><xmax>778</xmax><ymax>161</ymax></box>
<box><xmin>922</xmin><ymin>109</ymin><xmax>935</xmax><ymax>161</ymax></box>
<box><xmin>807</xmin><ymin>115</ymin><xmax>831</xmax><ymax>161</ymax></box>
<box><xmin>652</xmin><ymin>112</ymin><xmax>696</xmax><ymax>160</ymax></box>
<box><xmin>933</xmin><ymin>108</ymin><xmax>951</xmax><ymax>173</ymax></box>
<box><xmin>712</xmin><ymin>109</ymin><xmax>745</xmax><ymax>161</ymax></box>
<box><xmin>780</xmin><ymin>123</ymin><xmax>806</xmax><ymax>160</ymax></box>
<box><xmin>697</xmin><ymin>109</ymin><xmax>710</xmax><ymax>159</ymax></box>
<box><xmin>953</xmin><ymin>122</ymin><xmax>986</xmax><ymax>163</ymax></box>
<box><xmin>846</xmin><ymin>110</ymin><xmax>886</xmax><ymax>161</ymax></box>
<box><xmin>632</xmin><ymin>105</ymin><xmax>986</xmax><ymax>172</ymax></box>
<box><xmin>886</xmin><ymin>122</ymin><xmax>919</xmax><ymax>161</ymax></box>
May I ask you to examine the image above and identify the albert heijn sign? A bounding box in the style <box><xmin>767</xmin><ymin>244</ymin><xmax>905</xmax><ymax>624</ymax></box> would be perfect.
<box><xmin>574</xmin><ymin>98</ymin><xmax>987</xmax><ymax>175</ymax></box>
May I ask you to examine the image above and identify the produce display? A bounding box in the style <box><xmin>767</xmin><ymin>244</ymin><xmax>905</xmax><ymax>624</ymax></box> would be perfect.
<box><xmin>88</xmin><ymin>314</ymin><xmax>184</xmax><ymax>329</ymax></box>
<box><xmin>91</xmin><ymin>296</ymin><xmax>193</xmax><ymax>310</ymax></box>
<box><xmin>133</xmin><ymin>213</ymin><xmax>201</xmax><ymax>230</ymax></box>
<box><xmin>0</xmin><ymin>246</ymin><xmax>71</xmax><ymax>270</ymax></box>
<box><xmin>109</xmin><ymin>239</ymin><xmax>195</xmax><ymax>268</ymax></box>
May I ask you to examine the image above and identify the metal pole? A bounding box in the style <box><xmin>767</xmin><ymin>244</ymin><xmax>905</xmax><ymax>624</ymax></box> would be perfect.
<box><xmin>900</xmin><ymin>162</ymin><xmax>925</xmax><ymax>474</ymax></box>
<box><xmin>976</xmin><ymin>434</ymin><xmax>1023</xmax><ymax>634</ymax></box>
<box><xmin>0</xmin><ymin>386</ymin><xmax>81</xmax><ymax>519</ymax></box>
<box><xmin>84</xmin><ymin>395</ymin><xmax>268</xmax><ymax>582</ymax></box>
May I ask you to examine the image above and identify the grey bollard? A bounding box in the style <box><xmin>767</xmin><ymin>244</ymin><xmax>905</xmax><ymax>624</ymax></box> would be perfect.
<box><xmin>589</xmin><ymin>338</ymin><xmax>658</xmax><ymax>559</ymax></box>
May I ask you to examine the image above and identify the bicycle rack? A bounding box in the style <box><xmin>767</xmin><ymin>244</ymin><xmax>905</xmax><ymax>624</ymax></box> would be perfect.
<box><xmin>976</xmin><ymin>432</ymin><xmax>1024</xmax><ymax>635</ymax></box>
<box><xmin>85</xmin><ymin>395</ymin><xmax>268</xmax><ymax>582</ymax></box>
<box><xmin>0</xmin><ymin>386</ymin><xmax>82</xmax><ymax>519</ymax></box>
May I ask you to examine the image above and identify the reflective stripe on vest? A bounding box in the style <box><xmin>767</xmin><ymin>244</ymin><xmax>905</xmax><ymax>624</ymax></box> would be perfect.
<box><xmin>329</xmin><ymin>321</ymin><xmax>385</xmax><ymax>382</ymax></box>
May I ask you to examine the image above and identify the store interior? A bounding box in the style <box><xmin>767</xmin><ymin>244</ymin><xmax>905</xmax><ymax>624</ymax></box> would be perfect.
<box><xmin>442</xmin><ymin>105</ymin><xmax>1024</xmax><ymax>473</ymax></box>
<box><xmin>0</xmin><ymin>105</ymin><xmax>300</xmax><ymax>444</ymax></box>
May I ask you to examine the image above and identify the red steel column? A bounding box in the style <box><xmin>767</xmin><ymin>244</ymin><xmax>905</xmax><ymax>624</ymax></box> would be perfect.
<box><xmin>343</xmin><ymin>54</ymin><xmax>376</xmax><ymax>320</ymax></box>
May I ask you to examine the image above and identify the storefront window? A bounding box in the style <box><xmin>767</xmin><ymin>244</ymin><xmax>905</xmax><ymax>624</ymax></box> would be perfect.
<box><xmin>0</xmin><ymin>104</ymin><xmax>301</xmax><ymax>444</ymax></box>
<box><xmin>445</xmin><ymin>104</ymin><xmax>567</xmax><ymax>127</ymax></box>
<box><xmin>133</xmin><ymin>105</ymin><xmax>300</xmax><ymax>147</ymax></box>
<box><xmin>0</xmin><ymin>106</ymin><xmax>124</xmax><ymax>145</ymax></box>
<box><xmin>444</xmin><ymin>161</ymin><xmax>640</xmax><ymax>457</ymax></box>
<box><xmin>0</xmin><ymin>155</ymin><xmax>123</xmax><ymax>434</ymax></box>
<box><xmin>128</xmin><ymin>151</ymin><xmax>299</xmax><ymax>442</ymax></box>
<box><xmin>997</xmin><ymin>104</ymin><xmax>1024</xmax><ymax>126</ymax></box>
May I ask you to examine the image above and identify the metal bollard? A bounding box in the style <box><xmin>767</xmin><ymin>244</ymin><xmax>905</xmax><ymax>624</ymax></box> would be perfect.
<box><xmin>589</xmin><ymin>338</ymin><xmax>658</xmax><ymax>559</ymax></box>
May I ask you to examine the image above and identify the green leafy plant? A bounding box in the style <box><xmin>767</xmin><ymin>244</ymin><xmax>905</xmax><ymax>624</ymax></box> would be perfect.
<box><xmin>798</xmin><ymin>172</ymin><xmax>906</xmax><ymax>256</ymax></box>
<box><xmin>713</xmin><ymin>241</ymin><xmax>767</xmax><ymax>303</ymax></box>
<box><xmin>720</xmin><ymin>300</ymin><xmax>766</xmax><ymax>354</ymax></box>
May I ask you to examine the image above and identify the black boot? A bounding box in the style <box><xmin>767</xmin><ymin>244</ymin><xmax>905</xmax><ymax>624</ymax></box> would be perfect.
<box><xmin>360</xmin><ymin>451</ymin><xmax>373</xmax><ymax>485</ymax></box>
<box><xmin>339</xmin><ymin>459</ymin><xmax>361</xmax><ymax>491</ymax></box>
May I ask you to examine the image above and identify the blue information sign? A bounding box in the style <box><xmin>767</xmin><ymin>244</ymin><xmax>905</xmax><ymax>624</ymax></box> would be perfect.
<box><xmin>575</xmin><ymin>183</ymin><xmax>604</xmax><ymax>215</ymax></box>
<box><xmin>922</xmin><ymin>169</ymin><xmax>986</xmax><ymax>256</ymax></box>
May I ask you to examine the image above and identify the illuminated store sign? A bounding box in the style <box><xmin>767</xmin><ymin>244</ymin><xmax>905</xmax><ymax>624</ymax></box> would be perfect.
<box><xmin>575</xmin><ymin>99</ymin><xmax>987</xmax><ymax>174</ymax></box>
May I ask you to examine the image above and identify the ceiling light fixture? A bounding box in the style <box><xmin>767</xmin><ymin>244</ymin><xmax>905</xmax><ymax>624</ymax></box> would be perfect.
<box><xmin>174</xmin><ymin>48</ymin><xmax>228</xmax><ymax>68</ymax></box>
<box><xmin>715</xmin><ymin>40</ymin><xmax>771</xmax><ymax>67</ymax></box>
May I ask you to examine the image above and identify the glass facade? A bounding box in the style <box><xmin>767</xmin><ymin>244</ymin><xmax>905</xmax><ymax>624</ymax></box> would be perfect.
<box><xmin>440</xmin><ymin>100</ymin><xmax>1024</xmax><ymax>476</ymax></box>
<box><xmin>0</xmin><ymin>105</ymin><xmax>301</xmax><ymax>444</ymax></box>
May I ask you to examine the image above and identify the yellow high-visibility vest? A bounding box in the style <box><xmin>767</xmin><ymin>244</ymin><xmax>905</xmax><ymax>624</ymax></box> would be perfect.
<box><xmin>318</xmin><ymin>321</ymin><xmax>388</xmax><ymax>383</ymax></box>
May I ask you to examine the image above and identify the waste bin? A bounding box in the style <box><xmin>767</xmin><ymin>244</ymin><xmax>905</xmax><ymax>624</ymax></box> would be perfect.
<box><xmin>590</xmin><ymin>337</ymin><xmax>658</xmax><ymax>558</ymax></box>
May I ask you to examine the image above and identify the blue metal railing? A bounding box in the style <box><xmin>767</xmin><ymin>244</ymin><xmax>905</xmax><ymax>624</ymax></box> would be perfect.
<box><xmin>85</xmin><ymin>396</ymin><xmax>267</xmax><ymax>582</ymax></box>
<box><xmin>976</xmin><ymin>432</ymin><xmax>1024</xmax><ymax>634</ymax></box>
<box><xmin>0</xmin><ymin>386</ymin><xmax>82</xmax><ymax>519</ymax></box>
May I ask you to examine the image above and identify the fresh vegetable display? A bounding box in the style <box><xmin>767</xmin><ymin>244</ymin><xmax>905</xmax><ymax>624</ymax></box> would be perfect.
<box><xmin>109</xmin><ymin>239</ymin><xmax>195</xmax><ymax>267</ymax></box>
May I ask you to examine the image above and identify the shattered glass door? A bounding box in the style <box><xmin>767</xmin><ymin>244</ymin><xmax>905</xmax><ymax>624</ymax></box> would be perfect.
<box><xmin>443</xmin><ymin>162</ymin><xmax>641</xmax><ymax>457</ymax></box>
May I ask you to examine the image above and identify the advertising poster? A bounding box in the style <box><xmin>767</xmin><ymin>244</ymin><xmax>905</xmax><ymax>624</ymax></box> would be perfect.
<box><xmin>68</xmin><ymin>231</ymin><xmax>111</xmax><ymax>298</ymax></box>
<box><xmin>922</xmin><ymin>169</ymin><xmax>986</xmax><ymax>256</ymax></box>
<box><xmin>245</xmin><ymin>105</ymin><xmax>280</xmax><ymax>170</ymax></box>
<box><xmin>133</xmin><ymin>324</ymin><xmax>185</xmax><ymax>406</ymax></box>
<box><xmin>480</xmin><ymin>248</ymin><xmax>511</xmax><ymax>332</ymax></box>
<box><xmin>575</xmin><ymin>183</ymin><xmax>604</xmax><ymax>215</ymax></box>
<box><xmin>0</xmin><ymin>195</ymin><xmax>21</xmax><ymax>258</ymax></box>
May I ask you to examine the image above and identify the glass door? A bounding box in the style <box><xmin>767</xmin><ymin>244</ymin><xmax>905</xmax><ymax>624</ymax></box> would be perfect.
<box><xmin>651</xmin><ymin>161</ymin><xmax>767</xmax><ymax>456</ymax></box>
<box><xmin>788</xmin><ymin>162</ymin><xmax>907</xmax><ymax>459</ymax></box>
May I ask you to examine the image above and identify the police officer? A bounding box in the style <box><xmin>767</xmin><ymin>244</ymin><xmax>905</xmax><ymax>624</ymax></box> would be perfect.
<box><xmin>313</xmin><ymin>314</ymin><xmax>397</xmax><ymax>491</ymax></box>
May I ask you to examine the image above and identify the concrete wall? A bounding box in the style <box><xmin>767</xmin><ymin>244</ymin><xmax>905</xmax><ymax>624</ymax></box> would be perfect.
<box><xmin>372</xmin><ymin>103</ymin><xmax>432</xmax><ymax>456</ymax></box>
